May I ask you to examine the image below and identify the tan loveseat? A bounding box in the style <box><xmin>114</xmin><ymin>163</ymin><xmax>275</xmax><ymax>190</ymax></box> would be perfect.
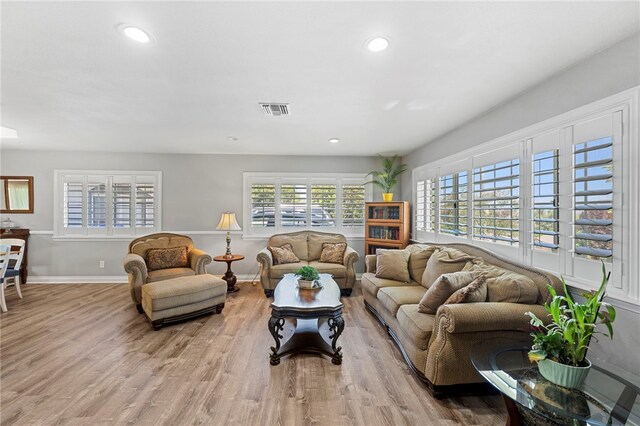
<box><xmin>256</xmin><ymin>231</ymin><xmax>359</xmax><ymax>297</ymax></box>
<box><xmin>362</xmin><ymin>242</ymin><xmax>563</xmax><ymax>398</ymax></box>
<box><xmin>123</xmin><ymin>233</ymin><xmax>213</xmax><ymax>312</ymax></box>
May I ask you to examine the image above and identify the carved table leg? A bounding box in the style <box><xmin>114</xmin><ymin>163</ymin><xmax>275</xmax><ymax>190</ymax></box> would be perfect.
<box><xmin>224</xmin><ymin>262</ymin><xmax>239</xmax><ymax>293</ymax></box>
<box><xmin>328</xmin><ymin>316</ymin><xmax>345</xmax><ymax>365</ymax></box>
<box><xmin>268</xmin><ymin>315</ymin><xmax>285</xmax><ymax>365</ymax></box>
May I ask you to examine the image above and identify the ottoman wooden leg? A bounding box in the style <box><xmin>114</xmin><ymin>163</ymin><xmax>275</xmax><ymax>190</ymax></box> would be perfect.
<box><xmin>151</xmin><ymin>320</ymin><xmax>163</xmax><ymax>330</ymax></box>
<box><xmin>215</xmin><ymin>303</ymin><xmax>225</xmax><ymax>314</ymax></box>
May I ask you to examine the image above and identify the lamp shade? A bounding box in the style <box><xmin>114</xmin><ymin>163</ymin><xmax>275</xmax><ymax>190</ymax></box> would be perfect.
<box><xmin>216</xmin><ymin>212</ymin><xmax>241</xmax><ymax>231</ymax></box>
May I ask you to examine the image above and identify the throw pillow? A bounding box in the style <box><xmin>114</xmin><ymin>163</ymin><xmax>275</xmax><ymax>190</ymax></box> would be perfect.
<box><xmin>375</xmin><ymin>249</ymin><xmax>411</xmax><ymax>282</ymax></box>
<box><xmin>421</xmin><ymin>247</ymin><xmax>474</xmax><ymax>288</ymax></box>
<box><xmin>319</xmin><ymin>242</ymin><xmax>347</xmax><ymax>264</ymax></box>
<box><xmin>146</xmin><ymin>246</ymin><xmax>189</xmax><ymax>271</ymax></box>
<box><xmin>418</xmin><ymin>271</ymin><xmax>476</xmax><ymax>314</ymax></box>
<box><xmin>406</xmin><ymin>245</ymin><xmax>439</xmax><ymax>282</ymax></box>
<box><xmin>466</xmin><ymin>262</ymin><xmax>540</xmax><ymax>304</ymax></box>
<box><xmin>268</xmin><ymin>243</ymin><xmax>300</xmax><ymax>265</ymax></box>
<box><xmin>444</xmin><ymin>274</ymin><xmax>487</xmax><ymax>305</ymax></box>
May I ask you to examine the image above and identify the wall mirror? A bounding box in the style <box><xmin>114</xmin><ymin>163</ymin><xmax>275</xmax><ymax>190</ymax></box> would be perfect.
<box><xmin>0</xmin><ymin>176</ymin><xmax>34</xmax><ymax>213</ymax></box>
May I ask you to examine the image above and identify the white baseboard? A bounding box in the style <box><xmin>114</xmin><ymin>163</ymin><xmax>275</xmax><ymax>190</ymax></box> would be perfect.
<box><xmin>28</xmin><ymin>275</ymin><xmax>129</xmax><ymax>284</ymax></box>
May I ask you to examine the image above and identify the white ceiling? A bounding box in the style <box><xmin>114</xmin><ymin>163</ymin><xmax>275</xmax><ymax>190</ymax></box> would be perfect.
<box><xmin>1</xmin><ymin>1</ymin><xmax>638</xmax><ymax>156</ymax></box>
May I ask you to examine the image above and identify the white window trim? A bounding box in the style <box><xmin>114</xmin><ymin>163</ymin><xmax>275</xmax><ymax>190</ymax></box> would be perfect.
<box><xmin>53</xmin><ymin>170</ymin><xmax>162</xmax><ymax>240</ymax></box>
<box><xmin>242</xmin><ymin>172</ymin><xmax>371</xmax><ymax>239</ymax></box>
<box><xmin>412</xmin><ymin>86</ymin><xmax>639</xmax><ymax>306</ymax></box>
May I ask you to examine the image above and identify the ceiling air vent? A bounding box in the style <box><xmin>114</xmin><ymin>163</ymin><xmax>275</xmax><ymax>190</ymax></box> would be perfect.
<box><xmin>260</xmin><ymin>103</ymin><xmax>290</xmax><ymax>116</ymax></box>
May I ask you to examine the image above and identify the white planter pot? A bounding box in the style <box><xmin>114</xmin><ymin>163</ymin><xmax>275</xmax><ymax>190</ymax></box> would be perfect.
<box><xmin>297</xmin><ymin>279</ymin><xmax>316</xmax><ymax>289</ymax></box>
<box><xmin>538</xmin><ymin>358</ymin><xmax>592</xmax><ymax>389</ymax></box>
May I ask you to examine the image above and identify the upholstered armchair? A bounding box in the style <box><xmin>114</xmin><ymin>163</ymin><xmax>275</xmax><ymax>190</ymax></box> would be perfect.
<box><xmin>256</xmin><ymin>230</ymin><xmax>359</xmax><ymax>297</ymax></box>
<box><xmin>123</xmin><ymin>233</ymin><xmax>212</xmax><ymax>311</ymax></box>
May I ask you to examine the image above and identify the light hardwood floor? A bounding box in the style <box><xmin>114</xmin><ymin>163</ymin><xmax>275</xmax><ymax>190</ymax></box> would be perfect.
<box><xmin>0</xmin><ymin>281</ymin><xmax>505</xmax><ymax>425</ymax></box>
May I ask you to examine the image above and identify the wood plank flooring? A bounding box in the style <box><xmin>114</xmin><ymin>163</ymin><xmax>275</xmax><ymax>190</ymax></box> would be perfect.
<box><xmin>0</xmin><ymin>281</ymin><xmax>505</xmax><ymax>425</ymax></box>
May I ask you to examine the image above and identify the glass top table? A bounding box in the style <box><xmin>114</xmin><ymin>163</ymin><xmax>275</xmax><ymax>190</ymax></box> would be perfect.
<box><xmin>471</xmin><ymin>339</ymin><xmax>640</xmax><ymax>426</ymax></box>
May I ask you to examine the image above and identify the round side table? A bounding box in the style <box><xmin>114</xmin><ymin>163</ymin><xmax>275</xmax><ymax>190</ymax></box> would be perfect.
<box><xmin>213</xmin><ymin>254</ymin><xmax>245</xmax><ymax>293</ymax></box>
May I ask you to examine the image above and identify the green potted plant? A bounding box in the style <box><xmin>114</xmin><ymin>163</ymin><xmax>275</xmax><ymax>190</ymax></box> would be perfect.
<box><xmin>366</xmin><ymin>155</ymin><xmax>407</xmax><ymax>202</ymax></box>
<box><xmin>526</xmin><ymin>262</ymin><xmax>616</xmax><ymax>389</ymax></box>
<box><xmin>295</xmin><ymin>266</ymin><xmax>320</xmax><ymax>289</ymax></box>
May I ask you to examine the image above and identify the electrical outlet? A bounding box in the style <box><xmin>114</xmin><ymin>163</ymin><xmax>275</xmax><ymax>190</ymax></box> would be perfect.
<box><xmin>99</xmin><ymin>260</ymin><xmax>105</xmax><ymax>269</ymax></box>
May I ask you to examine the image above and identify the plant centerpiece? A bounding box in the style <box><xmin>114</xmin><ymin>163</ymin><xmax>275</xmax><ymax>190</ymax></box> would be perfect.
<box><xmin>295</xmin><ymin>266</ymin><xmax>321</xmax><ymax>289</ymax></box>
<box><xmin>526</xmin><ymin>263</ymin><xmax>616</xmax><ymax>389</ymax></box>
<box><xmin>366</xmin><ymin>155</ymin><xmax>407</xmax><ymax>202</ymax></box>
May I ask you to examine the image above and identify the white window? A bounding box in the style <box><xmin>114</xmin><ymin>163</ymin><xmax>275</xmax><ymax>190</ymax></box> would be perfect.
<box><xmin>439</xmin><ymin>171</ymin><xmax>468</xmax><ymax>237</ymax></box>
<box><xmin>54</xmin><ymin>171</ymin><xmax>162</xmax><ymax>238</ymax></box>
<box><xmin>410</xmin><ymin>88</ymin><xmax>636</xmax><ymax>303</ymax></box>
<box><xmin>472</xmin><ymin>159</ymin><xmax>520</xmax><ymax>246</ymax></box>
<box><xmin>244</xmin><ymin>173</ymin><xmax>370</xmax><ymax>237</ymax></box>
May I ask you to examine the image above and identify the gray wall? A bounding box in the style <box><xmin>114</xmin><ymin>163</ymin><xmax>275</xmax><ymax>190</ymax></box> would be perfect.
<box><xmin>0</xmin><ymin>150</ymin><xmax>379</xmax><ymax>279</ymax></box>
<box><xmin>401</xmin><ymin>33</ymin><xmax>640</xmax><ymax>380</ymax></box>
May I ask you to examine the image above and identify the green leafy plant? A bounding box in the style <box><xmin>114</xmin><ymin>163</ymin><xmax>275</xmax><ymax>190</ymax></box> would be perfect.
<box><xmin>527</xmin><ymin>262</ymin><xmax>616</xmax><ymax>367</ymax></box>
<box><xmin>295</xmin><ymin>266</ymin><xmax>320</xmax><ymax>281</ymax></box>
<box><xmin>365</xmin><ymin>155</ymin><xmax>408</xmax><ymax>193</ymax></box>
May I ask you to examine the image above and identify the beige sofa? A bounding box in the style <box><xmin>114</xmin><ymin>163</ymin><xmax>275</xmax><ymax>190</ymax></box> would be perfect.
<box><xmin>362</xmin><ymin>242</ymin><xmax>563</xmax><ymax>398</ymax></box>
<box><xmin>256</xmin><ymin>230</ymin><xmax>359</xmax><ymax>297</ymax></box>
<box><xmin>123</xmin><ymin>233</ymin><xmax>213</xmax><ymax>312</ymax></box>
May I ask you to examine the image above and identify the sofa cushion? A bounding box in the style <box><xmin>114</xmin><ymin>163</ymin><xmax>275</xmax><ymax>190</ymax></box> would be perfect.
<box><xmin>376</xmin><ymin>249</ymin><xmax>411</xmax><ymax>282</ymax></box>
<box><xmin>146</xmin><ymin>246</ymin><xmax>189</xmax><ymax>271</ymax></box>
<box><xmin>268</xmin><ymin>243</ymin><xmax>300</xmax><ymax>265</ymax></box>
<box><xmin>378</xmin><ymin>286</ymin><xmax>427</xmax><ymax>317</ymax></box>
<box><xmin>444</xmin><ymin>274</ymin><xmax>488</xmax><ymax>304</ymax></box>
<box><xmin>421</xmin><ymin>247</ymin><xmax>474</xmax><ymax>288</ymax></box>
<box><xmin>308</xmin><ymin>261</ymin><xmax>347</xmax><ymax>278</ymax></box>
<box><xmin>396</xmin><ymin>304</ymin><xmax>435</xmax><ymax>350</ymax></box>
<box><xmin>406</xmin><ymin>244</ymin><xmax>438</xmax><ymax>282</ymax></box>
<box><xmin>319</xmin><ymin>242</ymin><xmax>347</xmax><ymax>264</ymax></box>
<box><xmin>147</xmin><ymin>267</ymin><xmax>195</xmax><ymax>283</ymax></box>
<box><xmin>360</xmin><ymin>272</ymin><xmax>418</xmax><ymax>297</ymax></box>
<box><xmin>308</xmin><ymin>233</ymin><xmax>346</xmax><ymax>260</ymax></box>
<box><xmin>269</xmin><ymin>261</ymin><xmax>308</xmax><ymax>279</ymax></box>
<box><xmin>418</xmin><ymin>271</ymin><xmax>476</xmax><ymax>314</ymax></box>
<box><xmin>268</xmin><ymin>233</ymin><xmax>309</xmax><ymax>261</ymax></box>
<box><xmin>466</xmin><ymin>261</ymin><xmax>539</xmax><ymax>303</ymax></box>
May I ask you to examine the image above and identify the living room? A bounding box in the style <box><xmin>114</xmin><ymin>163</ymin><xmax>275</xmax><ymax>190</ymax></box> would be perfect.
<box><xmin>1</xmin><ymin>1</ymin><xmax>639</xmax><ymax>425</ymax></box>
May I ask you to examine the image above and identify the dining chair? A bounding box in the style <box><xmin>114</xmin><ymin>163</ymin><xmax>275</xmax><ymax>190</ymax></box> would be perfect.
<box><xmin>0</xmin><ymin>238</ymin><xmax>25</xmax><ymax>312</ymax></box>
<box><xmin>0</xmin><ymin>244</ymin><xmax>12</xmax><ymax>312</ymax></box>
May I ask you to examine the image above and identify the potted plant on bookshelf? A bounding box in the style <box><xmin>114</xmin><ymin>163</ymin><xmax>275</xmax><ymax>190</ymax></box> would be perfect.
<box><xmin>295</xmin><ymin>266</ymin><xmax>321</xmax><ymax>289</ymax></box>
<box><xmin>526</xmin><ymin>262</ymin><xmax>616</xmax><ymax>389</ymax></box>
<box><xmin>366</xmin><ymin>155</ymin><xmax>407</xmax><ymax>202</ymax></box>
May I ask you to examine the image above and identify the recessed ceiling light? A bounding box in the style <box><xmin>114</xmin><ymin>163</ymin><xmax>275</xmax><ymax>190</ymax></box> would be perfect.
<box><xmin>367</xmin><ymin>37</ymin><xmax>389</xmax><ymax>52</ymax></box>
<box><xmin>329</xmin><ymin>138</ymin><xmax>340</xmax><ymax>144</ymax></box>
<box><xmin>0</xmin><ymin>126</ymin><xmax>18</xmax><ymax>139</ymax></box>
<box><xmin>123</xmin><ymin>26</ymin><xmax>151</xmax><ymax>43</ymax></box>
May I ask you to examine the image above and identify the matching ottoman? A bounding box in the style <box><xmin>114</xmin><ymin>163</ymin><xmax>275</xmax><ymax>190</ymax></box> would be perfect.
<box><xmin>141</xmin><ymin>274</ymin><xmax>226</xmax><ymax>330</ymax></box>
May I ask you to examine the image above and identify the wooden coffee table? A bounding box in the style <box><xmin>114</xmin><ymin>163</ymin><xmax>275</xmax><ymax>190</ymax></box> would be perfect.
<box><xmin>268</xmin><ymin>273</ymin><xmax>344</xmax><ymax>366</ymax></box>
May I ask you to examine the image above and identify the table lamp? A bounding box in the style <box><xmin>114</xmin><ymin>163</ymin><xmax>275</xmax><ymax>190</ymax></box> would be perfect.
<box><xmin>216</xmin><ymin>212</ymin><xmax>242</xmax><ymax>258</ymax></box>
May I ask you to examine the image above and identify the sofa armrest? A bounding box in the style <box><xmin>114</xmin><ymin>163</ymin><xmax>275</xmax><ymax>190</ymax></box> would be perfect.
<box><xmin>434</xmin><ymin>302</ymin><xmax>549</xmax><ymax>334</ymax></box>
<box><xmin>189</xmin><ymin>248</ymin><xmax>212</xmax><ymax>274</ymax></box>
<box><xmin>365</xmin><ymin>254</ymin><xmax>377</xmax><ymax>273</ymax></box>
<box><xmin>256</xmin><ymin>247</ymin><xmax>273</xmax><ymax>268</ymax></box>
<box><xmin>343</xmin><ymin>246</ymin><xmax>359</xmax><ymax>267</ymax></box>
<box><xmin>124</xmin><ymin>253</ymin><xmax>148</xmax><ymax>304</ymax></box>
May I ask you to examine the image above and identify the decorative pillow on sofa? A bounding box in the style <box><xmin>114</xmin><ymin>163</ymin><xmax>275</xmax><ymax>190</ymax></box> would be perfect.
<box><xmin>146</xmin><ymin>246</ymin><xmax>189</xmax><ymax>271</ymax></box>
<box><xmin>444</xmin><ymin>274</ymin><xmax>487</xmax><ymax>305</ymax></box>
<box><xmin>466</xmin><ymin>262</ymin><xmax>539</xmax><ymax>304</ymax></box>
<box><xmin>418</xmin><ymin>271</ymin><xmax>476</xmax><ymax>314</ymax></box>
<box><xmin>375</xmin><ymin>249</ymin><xmax>411</xmax><ymax>283</ymax></box>
<box><xmin>319</xmin><ymin>242</ymin><xmax>347</xmax><ymax>264</ymax></box>
<box><xmin>421</xmin><ymin>248</ymin><xmax>474</xmax><ymax>288</ymax></box>
<box><xmin>406</xmin><ymin>245</ymin><xmax>439</xmax><ymax>282</ymax></box>
<box><xmin>268</xmin><ymin>243</ymin><xmax>300</xmax><ymax>265</ymax></box>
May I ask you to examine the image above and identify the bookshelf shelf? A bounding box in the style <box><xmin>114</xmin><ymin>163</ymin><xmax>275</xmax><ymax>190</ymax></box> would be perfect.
<box><xmin>364</xmin><ymin>201</ymin><xmax>410</xmax><ymax>255</ymax></box>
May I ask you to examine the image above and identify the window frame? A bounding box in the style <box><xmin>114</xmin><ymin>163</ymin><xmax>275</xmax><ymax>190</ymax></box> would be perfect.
<box><xmin>243</xmin><ymin>172</ymin><xmax>370</xmax><ymax>238</ymax></box>
<box><xmin>53</xmin><ymin>170</ymin><xmax>162</xmax><ymax>240</ymax></box>
<box><xmin>411</xmin><ymin>87</ymin><xmax>638</xmax><ymax>306</ymax></box>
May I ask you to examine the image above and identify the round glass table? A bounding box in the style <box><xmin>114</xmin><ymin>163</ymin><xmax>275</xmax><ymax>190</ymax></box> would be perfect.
<box><xmin>471</xmin><ymin>339</ymin><xmax>640</xmax><ymax>425</ymax></box>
